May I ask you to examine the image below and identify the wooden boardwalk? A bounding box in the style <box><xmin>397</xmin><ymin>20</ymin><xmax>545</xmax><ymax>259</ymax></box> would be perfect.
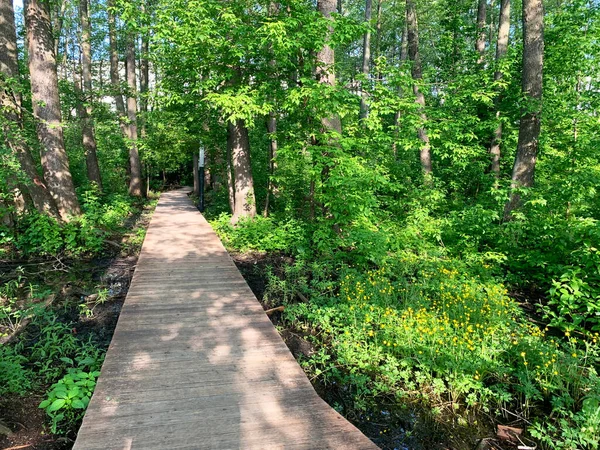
<box><xmin>73</xmin><ymin>189</ymin><xmax>377</xmax><ymax>450</ymax></box>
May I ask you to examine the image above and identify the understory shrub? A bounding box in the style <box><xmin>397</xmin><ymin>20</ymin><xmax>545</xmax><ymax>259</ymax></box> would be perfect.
<box><xmin>284</xmin><ymin>256</ymin><xmax>600</xmax><ymax>448</ymax></box>
<box><xmin>210</xmin><ymin>213</ymin><xmax>307</xmax><ymax>253</ymax></box>
<box><xmin>13</xmin><ymin>190</ymin><xmax>137</xmax><ymax>257</ymax></box>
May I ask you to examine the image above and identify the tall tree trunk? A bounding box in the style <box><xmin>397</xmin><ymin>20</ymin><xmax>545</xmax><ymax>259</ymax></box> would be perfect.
<box><xmin>374</xmin><ymin>0</ymin><xmax>382</xmax><ymax>78</ymax></box>
<box><xmin>504</xmin><ymin>0</ymin><xmax>543</xmax><ymax>219</ymax></box>
<box><xmin>263</xmin><ymin>2</ymin><xmax>279</xmax><ymax>217</ymax></box>
<box><xmin>25</xmin><ymin>0</ymin><xmax>81</xmax><ymax>219</ymax></box>
<box><xmin>139</xmin><ymin>36</ymin><xmax>149</xmax><ymax>134</ymax></box>
<box><xmin>489</xmin><ymin>0</ymin><xmax>510</xmax><ymax>177</ymax></box>
<box><xmin>0</xmin><ymin>0</ymin><xmax>59</xmax><ymax>218</ymax></box>
<box><xmin>139</xmin><ymin>3</ymin><xmax>149</xmax><ymax>138</ymax></box>
<box><xmin>226</xmin><ymin>140</ymin><xmax>235</xmax><ymax>214</ymax></box>
<box><xmin>392</xmin><ymin>23</ymin><xmax>408</xmax><ymax>157</ymax></box>
<box><xmin>406</xmin><ymin>0</ymin><xmax>432</xmax><ymax>176</ymax></box>
<box><xmin>52</xmin><ymin>0</ymin><xmax>67</xmax><ymax>69</ymax></box>
<box><xmin>79</xmin><ymin>0</ymin><xmax>102</xmax><ymax>190</ymax></box>
<box><xmin>476</xmin><ymin>0</ymin><xmax>487</xmax><ymax>64</ymax></box>
<box><xmin>359</xmin><ymin>0</ymin><xmax>372</xmax><ymax>119</ymax></box>
<box><xmin>107</xmin><ymin>0</ymin><xmax>126</xmax><ymax>119</ymax></box>
<box><xmin>316</xmin><ymin>0</ymin><xmax>342</xmax><ymax>134</ymax></box>
<box><xmin>125</xmin><ymin>34</ymin><xmax>144</xmax><ymax>197</ymax></box>
<box><xmin>228</xmin><ymin>119</ymin><xmax>256</xmax><ymax>224</ymax></box>
<box><xmin>263</xmin><ymin>114</ymin><xmax>277</xmax><ymax>216</ymax></box>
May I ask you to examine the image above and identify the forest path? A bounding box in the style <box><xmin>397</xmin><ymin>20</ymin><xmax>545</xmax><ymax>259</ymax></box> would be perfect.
<box><xmin>73</xmin><ymin>189</ymin><xmax>376</xmax><ymax>450</ymax></box>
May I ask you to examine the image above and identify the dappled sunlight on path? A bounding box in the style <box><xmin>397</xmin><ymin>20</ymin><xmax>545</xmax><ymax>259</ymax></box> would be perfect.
<box><xmin>73</xmin><ymin>189</ymin><xmax>376</xmax><ymax>450</ymax></box>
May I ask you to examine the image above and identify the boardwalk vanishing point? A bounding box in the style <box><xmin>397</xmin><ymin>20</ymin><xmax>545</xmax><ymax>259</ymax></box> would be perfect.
<box><xmin>73</xmin><ymin>189</ymin><xmax>377</xmax><ymax>450</ymax></box>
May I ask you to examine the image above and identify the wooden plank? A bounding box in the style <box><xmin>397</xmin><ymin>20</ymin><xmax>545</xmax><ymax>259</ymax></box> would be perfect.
<box><xmin>73</xmin><ymin>189</ymin><xmax>377</xmax><ymax>450</ymax></box>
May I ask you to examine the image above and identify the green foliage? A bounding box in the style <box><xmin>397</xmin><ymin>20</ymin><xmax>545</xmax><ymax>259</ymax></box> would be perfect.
<box><xmin>24</xmin><ymin>311</ymin><xmax>103</xmax><ymax>383</ymax></box>
<box><xmin>13</xmin><ymin>190</ymin><xmax>137</xmax><ymax>257</ymax></box>
<box><xmin>0</xmin><ymin>346</ymin><xmax>34</xmax><ymax>396</ymax></box>
<box><xmin>39</xmin><ymin>359</ymin><xmax>100</xmax><ymax>434</ymax></box>
<box><xmin>283</xmin><ymin>258</ymin><xmax>600</xmax><ymax>447</ymax></box>
<box><xmin>211</xmin><ymin>213</ymin><xmax>307</xmax><ymax>254</ymax></box>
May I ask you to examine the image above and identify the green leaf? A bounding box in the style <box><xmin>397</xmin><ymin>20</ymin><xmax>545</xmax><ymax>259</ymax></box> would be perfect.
<box><xmin>71</xmin><ymin>399</ymin><xmax>86</xmax><ymax>409</ymax></box>
<box><xmin>47</xmin><ymin>399</ymin><xmax>66</xmax><ymax>412</ymax></box>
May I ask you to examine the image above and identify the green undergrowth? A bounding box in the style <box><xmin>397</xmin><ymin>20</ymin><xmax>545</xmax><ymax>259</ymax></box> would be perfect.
<box><xmin>0</xmin><ymin>190</ymin><xmax>155</xmax><ymax>436</ymax></box>
<box><xmin>209</xmin><ymin>208</ymin><xmax>600</xmax><ymax>449</ymax></box>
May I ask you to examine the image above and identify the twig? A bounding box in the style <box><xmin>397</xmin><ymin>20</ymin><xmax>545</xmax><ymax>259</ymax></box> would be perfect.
<box><xmin>4</xmin><ymin>444</ymin><xmax>33</xmax><ymax>450</ymax></box>
<box><xmin>265</xmin><ymin>306</ymin><xmax>285</xmax><ymax>315</ymax></box>
<box><xmin>0</xmin><ymin>294</ymin><xmax>55</xmax><ymax>345</ymax></box>
<box><xmin>501</xmin><ymin>407</ymin><xmax>532</xmax><ymax>425</ymax></box>
<box><xmin>296</xmin><ymin>291</ymin><xmax>309</xmax><ymax>303</ymax></box>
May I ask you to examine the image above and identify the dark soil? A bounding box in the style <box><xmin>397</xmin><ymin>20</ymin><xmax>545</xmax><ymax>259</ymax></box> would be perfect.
<box><xmin>0</xmin><ymin>204</ymin><xmax>154</xmax><ymax>450</ymax></box>
<box><xmin>0</xmin><ymin>396</ymin><xmax>71</xmax><ymax>450</ymax></box>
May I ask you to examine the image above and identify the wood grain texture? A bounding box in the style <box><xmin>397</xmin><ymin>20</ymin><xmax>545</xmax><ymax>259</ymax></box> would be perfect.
<box><xmin>73</xmin><ymin>189</ymin><xmax>377</xmax><ymax>450</ymax></box>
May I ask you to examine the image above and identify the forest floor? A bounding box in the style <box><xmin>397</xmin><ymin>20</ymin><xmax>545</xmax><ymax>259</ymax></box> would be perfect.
<box><xmin>0</xmin><ymin>203</ymin><xmax>155</xmax><ymax>450</ymax></box>
<box><xmin>232</xmin><ymin>252</ymin><xmax>504</xmax><ymax>450</ymax></box>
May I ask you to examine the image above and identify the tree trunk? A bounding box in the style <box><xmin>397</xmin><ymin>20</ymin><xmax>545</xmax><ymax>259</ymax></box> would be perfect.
<box><xmin>374</xmin><ymin>0</ymin><xmax>382</xmax><ymax>79</ymax></box>
<box><xmin>139</xmin><ymin>3</ymin><xmax>149</xmax><ymax>138</ymax></box>
<box><xmin>489</xmin><ymin>0</ymin><xmax>511</xmax><ymax>177</ymax></box>
<box><xmin>359</xmin><ymin>0</ymin><xmax>372</xmax><ymax>119</ymax></box>
<box><xmin>228</xmin><ymin>119</ymin><xmax>256</xmax><ymax>224</ymax></box>
<box><xmin>263</xmin><ymin>114</ymin><xmax>277</xmax><ymax>216</ymax></box>
<box><xmin>504</xmin><ymin>0</ymin><xmax>543</xmax><ymax>219</ymax></box>
<box><xmin>392</xmin><ymin>23</ymin><xmax>408</xmax><ymax>157</ymax></box>
<box><xmin>79</xmin><ymin>0</ymin><xmax>102</xmax><ymax>190</ymax></box>
<box><xmin>476</xmin><ymin>0</ymin><xmax>487</xmax><ymax>64</ymax></box>
<box><xmin>25</xmin><ymin>0</ymin><xmax>81</xmax><ymax>219</ymax></box>
<box><xmin>316</xmin><ymin>0</ymin><xmax>342</xmax><ymax>134</ymax></box>
<box><xmin>226</xmin><ymin>140</ymin><xmax>235</xmax><ymax>215</ymax></box>
<box><xmin>125</xmin><ymin>33</ymin><xmax>144</xmax><ymax>197</ymax></box>
<box><xmin>406</xmin><ymin>0</ymin><xmax>432</xmax><ymax>176</ymax></box>
<box><xmin>0</xmin><ymin>0</ymin><xmax>59</xmax><ymax>218</ymax></box>
<box><xmin>107</xmin><ymin>0</ymin><xmax>126</xmax><ymax>118</ymax></box>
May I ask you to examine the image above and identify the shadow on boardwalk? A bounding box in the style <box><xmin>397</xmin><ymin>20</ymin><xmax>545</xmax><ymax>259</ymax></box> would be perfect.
<box><xmin>73</xmin><ymin>189</ymin><xmax>377</xmax><ymax>450</ymax></box>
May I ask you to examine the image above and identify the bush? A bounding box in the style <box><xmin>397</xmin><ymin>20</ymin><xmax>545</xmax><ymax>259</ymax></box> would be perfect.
<box><xmin>39</xmin><ymin>358</ymin><xmax>100</xmax><ymax>434</ymax></box>
<box><xmin>0</xmin><ymin>346</ymin><xmax>34</xmax><ymax>396</ymax></box>
<box><xmin>14</xmin><ymin>190</ymin><xmax>138</xmax><ymax>257</ymax></box>
<box><xmin>210</xmin><ymin>213</ymin><xmax>307</xmax><ymax>254</ymax></box>
<box><xmin>284</xmin><ymin>258</ymin><xmax>600</xmax><ymax>448</ymax></box>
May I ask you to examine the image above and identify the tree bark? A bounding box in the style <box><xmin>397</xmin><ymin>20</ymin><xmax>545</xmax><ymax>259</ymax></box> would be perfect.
<box><xmin>316</xmin><ymin>0</ymin><xmax>342</xmax><ymax>134</ymax></box>
<box><xmin>489</xmin><ymin>0</ymin><xmax>510</xmax><ymax>177</ymax></box>
<box><xmin>359</xmin><ymin>0</ymin><xmax>372</xmax><ymax>119</ymax></box>
<box><xmin>263</xmin><ymin>114</ymin><xmax>277</xmax><ymax>216</ymax></box>
<box><xmin>264</xmin><ymin>2</ymin><xmax>279</xmax><ymax>217</ymax></box>
<box><xmin>392</xmin><ymin>23</ymin><xmax>408</xmax><ymax>158</ymax></box>
<box><xmin>107</xmin><ymin>0</ymin><xmax>126</xmax><ymax>118</ymax></box>
<box><xmin>0</xmin><ymin>0</ymin><xmax>59</xmax><ymax>218</ymax></box>
<box><xmin>52</xmin><ymin>0</ymin><xmax>67</xmax><ymax>69</ymax></box>
<box><xmin>406</xmin><ymin>0</ymin><xmax>432</xmax><ymax>176</ymax></box>
<box><xmin>228</xmin><ymin>119</ymin><xmax>256</xmax><ymax>224</ymax></box>
<box><xmin>79</xmin><ymin>0</ymin><xmax>103</xmax><ymax>190</ymax></box>
<box><xmin>139</xmin><ymin>3</ymin><xmax>149</xmax><ymax>138</ymax></box>
<box><xmin>504</xmin><ymin>0</ymin><xmax>543</xmax><ymax>219</ymax></box>
<box><xmin>476</xmin><ymin>0</ymin><xmax>487</xmax><ymax>64</ymax></box>
<box><xmin>25</xmin><ymin>0</ymin><xmax>81</xmax><ymax>219</ymax></box>
<box><xmin>374</xmin><ymin>0</ymin><xmax>382</xmax><ymax>78</ymax></box>
<box><xmin>226</xmin><ymin>140</ymin><xmax>235</xmax><ymax>214</ymax></box>
<box><xmin>125</xmin><ymin>33</ymin><xmax>144</xmax><ymax>197</ymax></box>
